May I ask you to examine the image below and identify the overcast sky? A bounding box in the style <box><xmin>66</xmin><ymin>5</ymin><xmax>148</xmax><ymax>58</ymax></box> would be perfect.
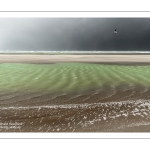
<box><xmin>0</xmin><ymin>18</ymin><xmax>150</xmax><ymax>51</ymax></box>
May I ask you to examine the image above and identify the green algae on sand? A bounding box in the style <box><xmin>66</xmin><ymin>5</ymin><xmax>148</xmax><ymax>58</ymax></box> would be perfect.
<box><xmin>0</xmin><ymin>63</ymin><xmax>150</xmax><ymax>94</ymax></box>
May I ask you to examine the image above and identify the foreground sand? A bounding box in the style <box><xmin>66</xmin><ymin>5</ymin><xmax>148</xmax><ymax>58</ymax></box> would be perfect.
<box><xmin>1</xmin><ymin>101</ymin><xmax>150</xmax><ymax>132</ymax></box>
<box><xmin>0</xmin><ymin>86</ymin><xmax>150</xmax><ymax>132</ymax></box>
<box><xmin>0</xmin><ymin>54</ymin><xmax>150</xmax><ymax>132</ymax></box>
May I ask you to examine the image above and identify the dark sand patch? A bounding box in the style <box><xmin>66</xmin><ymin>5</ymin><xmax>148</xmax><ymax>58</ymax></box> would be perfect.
<box><xmin>0</xmin><ymin>86</ymin><xmax>149</xmax><ymax>107</ymax></box>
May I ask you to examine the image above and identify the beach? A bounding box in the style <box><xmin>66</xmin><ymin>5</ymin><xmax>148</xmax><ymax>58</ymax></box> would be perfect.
<box><xmin>0</xmin><ymin>54</ymin><xmax>150</xmax><ymax>63</ymax></box>
<box><xmin>0</xmin><ymin>54</ymin><xmax>150</xmax><ymax>132</ymax></box>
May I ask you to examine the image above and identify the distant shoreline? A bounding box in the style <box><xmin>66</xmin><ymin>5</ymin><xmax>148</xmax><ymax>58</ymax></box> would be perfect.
<box><xmin>1</xmin><ymin>53</ymin><xmax>150</xmax><ymax>55</ymax></box>
<box><xmin>0</xmin><ymin>54</ymin><xmax>150</xmax><ymax>64</ymax></box>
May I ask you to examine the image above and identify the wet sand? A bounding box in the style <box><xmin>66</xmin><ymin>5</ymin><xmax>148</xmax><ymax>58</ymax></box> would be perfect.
<box><xmin>0</xmin><ymin>85</ymin><xmax>150</xmax><ymax>132</ymax></box>
<box><xmin>0</xmin><ymin>54</ymin><xmax>150</xmax><ymax>132</ymax></box>
<box><xmin>1</xmin><ymin>99</ymin><xmax>150</xmax><ymax>132</ymax></box>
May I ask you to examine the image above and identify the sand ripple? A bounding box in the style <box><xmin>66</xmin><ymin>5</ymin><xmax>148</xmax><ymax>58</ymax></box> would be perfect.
<box><xmin>0</xmin><ymin>83</ymin><xmax>149</xmax><ymax>132</ymax></box>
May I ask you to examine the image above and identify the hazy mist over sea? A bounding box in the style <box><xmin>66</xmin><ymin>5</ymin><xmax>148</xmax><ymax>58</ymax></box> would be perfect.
<box><xmin>0</xmin><ymin>18</ymin><xmax>150</xmax><ymax>52</ymax></box>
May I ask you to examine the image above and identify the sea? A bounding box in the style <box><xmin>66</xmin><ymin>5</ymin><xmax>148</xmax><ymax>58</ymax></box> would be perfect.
<box><xmin>0</xmin><ymin>50</ymin><xmax>150</xmax><ymax>54</ymax></box>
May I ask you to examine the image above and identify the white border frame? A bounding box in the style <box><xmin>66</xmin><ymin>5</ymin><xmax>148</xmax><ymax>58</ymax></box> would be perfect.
<box><xmin>0</xmin><ymin>12</ymin><xmax>150</xmax><ymax>18</ymax></box>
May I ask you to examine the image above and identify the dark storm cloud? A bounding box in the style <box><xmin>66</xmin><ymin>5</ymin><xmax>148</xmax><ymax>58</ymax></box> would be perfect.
<box><xmin>0</xmin><ymin>18</ymin><xmax>150</xmax><ymax>51</ymax></box>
